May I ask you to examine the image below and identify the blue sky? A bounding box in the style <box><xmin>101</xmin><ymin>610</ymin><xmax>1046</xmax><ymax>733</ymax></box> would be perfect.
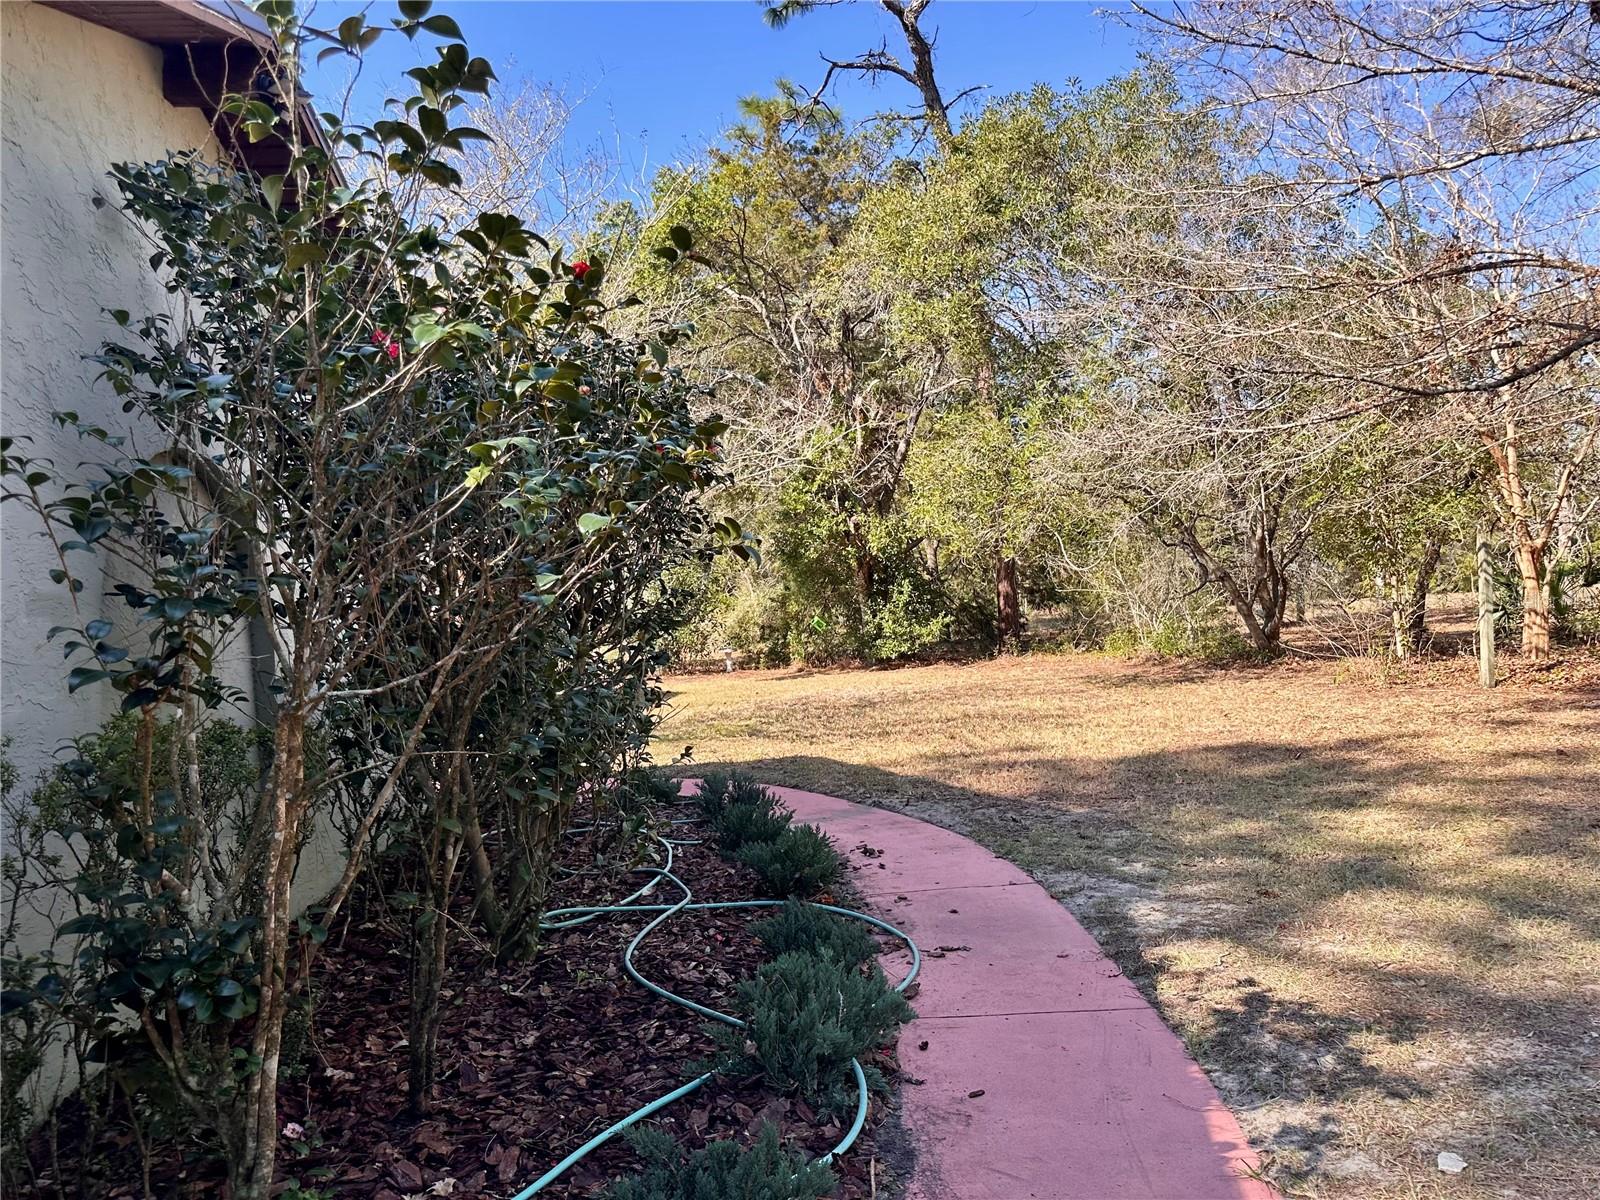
<box><xmin>304</xmin><ymin>1</ymin><xmax>1141</xmax><ymax>179</ymax></box>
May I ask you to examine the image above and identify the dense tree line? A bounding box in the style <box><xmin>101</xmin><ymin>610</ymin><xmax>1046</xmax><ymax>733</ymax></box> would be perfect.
<box><xmin>630</xmin><ymin>0</ymin><xmax>1598</xmax><ymax>665</ymax></box>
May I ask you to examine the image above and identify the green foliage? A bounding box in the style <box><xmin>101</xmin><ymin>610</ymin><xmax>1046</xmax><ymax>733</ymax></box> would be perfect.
<box><xmin>1103</xmin><ymin>614</ymin><xmax>1254</xmax><ymax>663</ymax></box>
<box><xmin>900</xmin><ymin>400</ymin><xmax>1078</xmax><ymax>643</ymax></box>
<box><xmin>648</xmin><ymin>72</ymin><xmax>1272</xmax><ymax>668</ymax></box>
<box><xmin>644</xmin><ymin>86</ymin><xmax>968</xmax><ymax>667</ymax></box>
<box><xmin>723</xmin><ymin>951</ymin><xmax>913</xmax><ymax>1099</ymax></box>
<box><xmin>761</xmin><ymin>450</ymin><xmax>889</xmax><ymax>662</ymax></box>
<box><xmin>750</xmin><ymin>901</ymin><xmax>877</xmax><ymax>967</ymax></box>
<box><xmin>713</xmin><ymin>795</ymin><xmax>793</xmax><ymax>852</ymax></box>
<box><xmin>607</xmin><ymin>1122</ymin><xmax>836</xmax><ymax>1200</ymax></box>
<box><xmin>1493</xmin><ymin>555</ymin><xmax>1595</xmax><ymax>643</ymax></box>
<box><xmin>0</xmin><ymin>714</ymin><xmax>275</xmax><ymax>1174</ymax></box>
<box><xmin>623</xmin><ymin>767</ymin><xmax>688</xmax><ymax>810</ymax></box>
<box><xmin>0</xmin><ymin>2</ymin><xmax>748</xmax><ymax>1188</ymax></box>
<box><xmin>0</xmin><ymin>739</ymin><xmax>51</xmax><ymax>1178</ymax></box>
<box><xmin>666</xmin><ymin>556</ymin><xmax>791</xmax><ymax>668</ymax></box>
<box><xmin>693</xmin><ymin>772</ymin><xmax>771</xmax><ymax>820</ymax></box>
<box><xmin>17</xmin><ymin>715</ymin><xmax>270</xmax><ymax>1022</ymax></box>
<box><xmin>711</xmin><ymin>573</ymin><xmax>793</xmax><ymax>667</ymax></box>
<box><xmin>865</xmin><ymin>575</ymin><xmax>952</xmax><ymax>661</ymax></box>
<box><xmin>734</xmin><ymin>826</ymin><xmax>843</xmax><ymax>898</ymax></box>
<box><xmin>687</xmin><ymin>455</ymin><xmax>960</xmax><ymax>666</ymax></box>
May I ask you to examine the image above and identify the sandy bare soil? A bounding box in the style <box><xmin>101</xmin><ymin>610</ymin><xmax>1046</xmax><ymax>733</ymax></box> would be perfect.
<box><xmin>654</xmin><ymin>649</ymin><xmax>1600</xmax><ymax>1199</ymax></box>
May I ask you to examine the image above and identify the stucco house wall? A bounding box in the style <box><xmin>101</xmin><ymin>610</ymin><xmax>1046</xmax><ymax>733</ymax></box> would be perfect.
<box><xmin>2</xmin><ymin>0</ymin><xmax>241</xmax><ymax>780</ymax></box>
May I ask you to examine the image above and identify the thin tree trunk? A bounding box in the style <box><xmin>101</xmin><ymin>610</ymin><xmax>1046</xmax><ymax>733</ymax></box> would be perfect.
<box><xmin>1400</xmin><ymin>537</ymin><xmax>1443</xmax><ymax>656</ymax></box>
<box><xmin>1174</xmin><ymin>523</ymin><xmax>1282</xmax><ymax>652</ymax></box>
<box><xmin>235</xmin><ymin>708</ymin><xmax>307</xmax><ymax>1199</ymax></box>
<box><xmin>1476</xmin><ymin>413</ymin><xmax>1558</xmax><ymax>662</ymax></box>
<box><xmin>876</xmin><ymin>0</ymin><xmax>954</xmax><ymax>149</ymax></box>
<box><xmin>408</xmin><ymin>691</ymin><xmax>478</xmax><ymax>1112</ymax></box>
<box><xmin>1514</xmin><ymin>540</ymin><xmax>1552</xmax><ymax>660</ymax></box>
<box><xmin>854</xmin><ymin>547</ymin><xmax>876</xmax><ymax>600</ymax></box>
<box><xmin>995</xmin><ymin>553</ymin><xmax>1021</xmax><ymax>651</ymax></box>
<box><xmin>408</xmin><ymin>882</ymin><xmax>453</xmax><ymax>1115</ymax></box>
<box><xmin>461</xmin><ymin>801</ymin><xmax>505</xmax><ymax>944</ymax></box>
<box><xmin>1218</xmin><ymin>573</ymin><xmax>1278</xmax><ymax>652</ymax></box>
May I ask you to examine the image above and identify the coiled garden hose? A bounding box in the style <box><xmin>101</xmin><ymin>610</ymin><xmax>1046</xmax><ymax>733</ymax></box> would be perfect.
<box><xmin>537</xmin><ymin>837</ymin><xmax>678</xmax><ymax>931</ymax></box>
<box><xmin>510</xmin><ymin>831</ymin><xmax>920</xmax><ymax>1198</ymax></box>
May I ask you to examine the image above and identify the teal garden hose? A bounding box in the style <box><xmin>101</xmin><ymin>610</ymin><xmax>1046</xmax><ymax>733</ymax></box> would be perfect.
<box><xmin>509</xmin><ymin>828</ymin><xmax>920</xmax><ymax>1198</ymax></box>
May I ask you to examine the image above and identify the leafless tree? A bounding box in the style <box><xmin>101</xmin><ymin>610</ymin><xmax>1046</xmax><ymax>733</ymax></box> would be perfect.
<box><xmin>425</xmin><ymin>79</ymin><xmax>618</xmax><ymax>246</ymax></box>
<box><xmin>761</xmin><ymin>0</ymin><xmax>977</xmax><ymax>149</ymax></box>
<box><xmin>1123</xmin><ymin>0</ymin><xmax>1600</xmax><ymax>658</ymax></box>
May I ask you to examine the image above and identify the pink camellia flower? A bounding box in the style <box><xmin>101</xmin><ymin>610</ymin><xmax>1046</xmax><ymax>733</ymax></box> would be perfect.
<box><xmin>571</xmin><ymin>260</ymin><xmax>590</xmax><ymax>280</ymax></box>
<box><xmin>385</xmin><ymin>341</ymin><xmax>400</xmax><ymax>360</ymax></box>
<box><xmin>282</xmin><ymin>1121</ymin><xmax>305</xmax><ymax>1141</ymax></box>
<box><xmin>371</xmin><ymin>330</ymin><xmax>389</xmax><ymax>345</ymax></box>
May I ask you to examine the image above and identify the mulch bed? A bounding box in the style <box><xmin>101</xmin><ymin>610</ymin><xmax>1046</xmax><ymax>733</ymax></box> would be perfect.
<box><xmin>25</xmin><ymin>802</ymin><xmax>904</xmax><ymax>1199</ymax></box>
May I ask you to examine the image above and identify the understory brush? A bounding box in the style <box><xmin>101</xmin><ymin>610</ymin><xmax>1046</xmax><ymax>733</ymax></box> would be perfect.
<box><xmin>1102</xmin><ymin>614</ymin><xmax>1256</xmax><ymax>662</ymax></box>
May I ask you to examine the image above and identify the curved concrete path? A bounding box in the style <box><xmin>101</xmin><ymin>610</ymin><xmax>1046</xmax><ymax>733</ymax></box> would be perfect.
<box><xmin>770</xmin><ymin>784</ymin><xmax>1277</xmax><ymax>1200</ymax></box>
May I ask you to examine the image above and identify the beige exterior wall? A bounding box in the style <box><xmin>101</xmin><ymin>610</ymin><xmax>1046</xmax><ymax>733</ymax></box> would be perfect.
<box><xmin>2</xmin><ymin>0</ymin><xmax>242</xmax><ymax>783</ymax></box>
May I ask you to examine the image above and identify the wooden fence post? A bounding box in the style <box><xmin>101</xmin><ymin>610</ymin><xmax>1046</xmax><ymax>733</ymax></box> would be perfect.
<box><xmin>1477</xmin><ymin>526</ymin><xmax>1496</xmax><ymax>689</ymax></box>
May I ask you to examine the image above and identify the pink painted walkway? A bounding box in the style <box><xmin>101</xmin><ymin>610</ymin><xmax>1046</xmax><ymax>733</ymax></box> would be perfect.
<box><xmin>771</xmin><ymin>784</ymin><xmax>1277</xmax><ymax>1200</ymax></box>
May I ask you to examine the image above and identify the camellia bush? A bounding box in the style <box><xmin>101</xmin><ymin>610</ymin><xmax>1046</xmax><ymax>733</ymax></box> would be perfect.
<box><xmin>0</xmin><ymin>2</ymin><xmax>744</xmax><ymax>1193</ymax></box>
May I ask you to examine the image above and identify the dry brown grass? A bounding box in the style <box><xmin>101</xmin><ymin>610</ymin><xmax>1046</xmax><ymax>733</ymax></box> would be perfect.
<box><xmin>653</xmin><ymin>649</ymin><xmax>1600</xmax><ymax>1200</ymax></box>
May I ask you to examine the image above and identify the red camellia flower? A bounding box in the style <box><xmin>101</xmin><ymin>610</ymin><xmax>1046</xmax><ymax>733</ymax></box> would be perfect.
<box><xmin>385</xmin><ymin>342</ymin><xmax>400</xmax><ymax>360</ymax></box>
<box><xmin>571</xmin><ymin>260</ymin><xmax>590</xmax><ymax>280</ymax></box>
<box><xmin>371</xmin><ymin>329</ymin><xmax>389</xmax><ymax>345</ymax></box>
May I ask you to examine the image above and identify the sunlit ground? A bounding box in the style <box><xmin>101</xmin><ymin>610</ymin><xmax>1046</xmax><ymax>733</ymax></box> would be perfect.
<box><xmin>655</xmin><ymin>648</ymin><xmax>1600</xmax><ymax>1199</ymax></box>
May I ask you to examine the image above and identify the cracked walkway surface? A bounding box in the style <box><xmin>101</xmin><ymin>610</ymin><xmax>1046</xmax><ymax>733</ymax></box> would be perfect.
<box><xmin>776</xmin><ymin>784</ymin><xmax>1277</xmax><ymax>1200</ymax></box>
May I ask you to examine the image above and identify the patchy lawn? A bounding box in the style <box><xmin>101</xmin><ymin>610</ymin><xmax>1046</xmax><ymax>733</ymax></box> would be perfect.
<box><xmin>653</xmin><ymin>650</ymin><xmax>1600</xmax><ymax>1200</ymax></box>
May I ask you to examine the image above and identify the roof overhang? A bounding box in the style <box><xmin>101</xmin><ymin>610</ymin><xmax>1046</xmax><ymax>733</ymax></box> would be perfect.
<box><xmin>41</xmin><ymin>1</ymin><xmax>274</xmax><ymax>50</ymax></box>
<box><xmin>41</xmin><ymin>0</ymin><xmax>337</xmax><ymax>185</ymax></box>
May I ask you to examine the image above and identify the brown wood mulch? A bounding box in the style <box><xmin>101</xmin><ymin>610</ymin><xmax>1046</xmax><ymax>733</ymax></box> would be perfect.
<box><xmin>27</xmin><ymin>806</ymin><xmax>903</xmax><ymax>1199</ymax></box>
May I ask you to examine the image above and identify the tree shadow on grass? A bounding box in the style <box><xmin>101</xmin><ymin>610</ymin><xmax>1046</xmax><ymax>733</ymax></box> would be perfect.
<box><xmin>685</xmin><ymin>730</ymin><xmax>1599</xmax><ymax>1191</ymax></box>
